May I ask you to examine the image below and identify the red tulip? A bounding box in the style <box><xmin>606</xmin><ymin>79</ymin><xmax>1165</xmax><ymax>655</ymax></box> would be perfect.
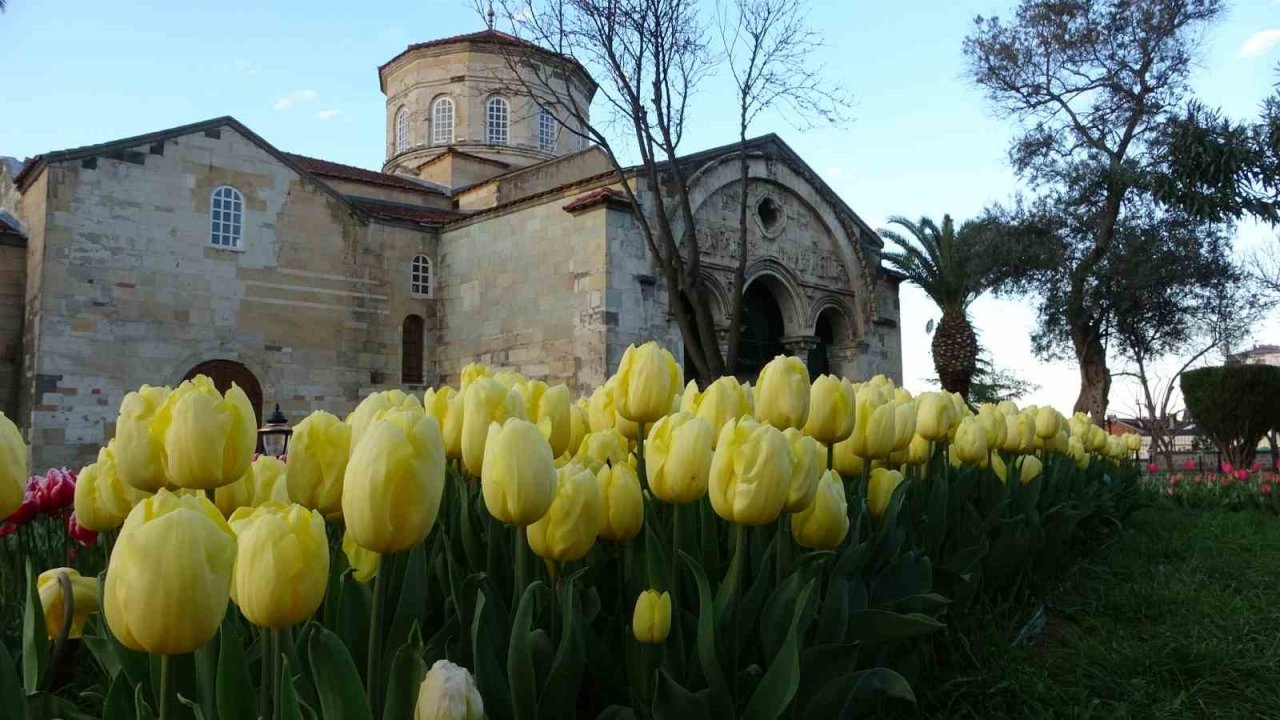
<box><xmin>1251</xmin><ymin>463</ymin><xmax>1261</xmax><ymax>473</ymax></box>
<box><xmin>1168</xmin><ymin>475</ymin><xmax>1179</xmax><ymax>486</ymax></box>
<box><xmin>1183</xmin><ymin>459</ymin><xmax>1196</xmax><ymax>471</ymax></box>
<box><xmin>1235</xmin><ymin>469</ymin><xmax>1250</xmax><ymax>482</ymax></box>
<box><xmin>1222</xmin><ymin>462</ymin><xmax>1234</xmax><ymax>474</ymax></box>
<box><xmin>1146</xmin><ymin>462</ymin><xmax>1159</xmax><ymax>473</ymax></box>
<box><xmin>6</xmin><ymin>491</ymin><xmax>38</xmax><ymax>525</ymax></box>
<box><xmin>66</xmin><ymin>512</ymin><xmax>98</xmax><ymax>547</ymax></box>
<box><xmin>1262</xmin><ymin>484</ymin><xmax>1274</xmax><ymax>496</ymax></box>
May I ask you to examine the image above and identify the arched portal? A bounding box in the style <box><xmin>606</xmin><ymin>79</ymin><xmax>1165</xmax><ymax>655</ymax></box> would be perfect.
<box><xmin>735</xmin><ymin>280</ymin><xmax>786</xmax><ymax>380</ymax></box>
<box><xmin>808</xmin><ymin>305</ymin><xmax>853</xmax><ymax>379</ymax></box>
<box><xmin>183</xmin><ymin>359</ymin><xmax>264</xmax><ymax>426</ymax></box>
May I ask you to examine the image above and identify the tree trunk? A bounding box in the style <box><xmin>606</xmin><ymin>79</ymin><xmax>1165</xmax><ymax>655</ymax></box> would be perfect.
<box><xmin>1071</xmin><ymin>324</ymin><xmax>1110</xmax><ymax>420</ymax></box>
<box><xmin>932</xmin><ymin>309</ymin><xmax>978</xmax><ymax>399</ymax></box>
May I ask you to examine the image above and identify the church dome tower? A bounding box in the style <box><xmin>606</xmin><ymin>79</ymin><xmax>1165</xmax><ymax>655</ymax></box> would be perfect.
<box><xmin>378</xmin><ymin>30</ymin><xmax>597</xmax><ymax>189</ymax></box>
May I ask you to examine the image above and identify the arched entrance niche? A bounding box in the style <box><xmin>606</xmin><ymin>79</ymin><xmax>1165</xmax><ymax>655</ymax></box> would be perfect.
<box><xmin>735</xmin><ymin>279</ymin><xmax>786</xmax><ymax>380</ymax></box>
<box><xmin>807</xmin><ymin>303</ymin><xmax>854</xmax><ymax>379</ymax></box>
<box><xmin>183</xmin><ymin>360</ymin><xmax>264</xmax><ymax>426</ymax></box>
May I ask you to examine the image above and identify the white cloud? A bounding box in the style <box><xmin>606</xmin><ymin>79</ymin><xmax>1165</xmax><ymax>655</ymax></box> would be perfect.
<box><xmin>1238</xmin><ymin>29</ymin><xmax>1280</xmax><ymax>58</ymax></box>
<box><xmin>315</xmin><ymin>110</ymin><xmax>341</xmax><ymax>120</ymax></box>
<box><xmin>273</xmin><ymin>90</ymin><xmax>318</xmax><ymax>112</ymax></box>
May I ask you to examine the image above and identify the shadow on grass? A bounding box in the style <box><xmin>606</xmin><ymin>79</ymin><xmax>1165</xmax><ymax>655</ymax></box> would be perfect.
<box><xmin>911</xmin><ymin>506</ymin><xmax>1280</xmax><ymax>719</ymax></box>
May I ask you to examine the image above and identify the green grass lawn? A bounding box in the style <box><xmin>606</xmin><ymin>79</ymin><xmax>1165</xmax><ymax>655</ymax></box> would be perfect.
<box><xmin>915</xmin><ymin>506</ymin><xmax>1280</xmax><ymax>719</ymax></box>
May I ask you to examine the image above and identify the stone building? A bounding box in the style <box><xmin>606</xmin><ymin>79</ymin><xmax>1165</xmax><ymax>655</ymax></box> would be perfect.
<box><xmin>0</xmin><ymin>29</ymin><xmax>902</xmax><ymax>470</ymax></box>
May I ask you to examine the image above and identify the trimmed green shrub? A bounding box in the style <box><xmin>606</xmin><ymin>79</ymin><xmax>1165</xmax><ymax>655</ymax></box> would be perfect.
<box><xmin>1181</xmin><ymin>365</ymin><xmax>1280</xmax><ymax>467</ymax></box>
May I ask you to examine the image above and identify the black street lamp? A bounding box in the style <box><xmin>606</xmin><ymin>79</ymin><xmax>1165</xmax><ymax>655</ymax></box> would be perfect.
<box><xmin>258</xmin><ymin>404</ymin><xmax>293</xmax><ymax>458</ymax></box>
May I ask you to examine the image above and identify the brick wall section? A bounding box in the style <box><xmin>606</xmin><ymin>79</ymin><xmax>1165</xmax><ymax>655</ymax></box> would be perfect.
<box><xmin>0</xmin><ymin>243</ymin><xmax>25</xmax><ymax>421</ymax></box>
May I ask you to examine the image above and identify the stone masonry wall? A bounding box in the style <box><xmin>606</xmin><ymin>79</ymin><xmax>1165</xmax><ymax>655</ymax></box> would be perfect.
<box><xmin>0</xmin><ymin>242</ymin><xmax>25</xmax><ymax>420</ymax></box>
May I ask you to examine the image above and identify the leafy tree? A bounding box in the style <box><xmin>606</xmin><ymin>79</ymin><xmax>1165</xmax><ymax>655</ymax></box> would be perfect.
<box><xmin>1181</xmin><ymin>365</ymin><xmax>1280</xmax><ymax>468</ymax></box>
<box><xmin>880</xmin><ymin>215</ymin><xmax>994</xmax><ymax>398</ymax></box>
<box><xmin>962</xmin><ymin>0</ymin><xmax>1280</xmax><ymax>420</ymax></box>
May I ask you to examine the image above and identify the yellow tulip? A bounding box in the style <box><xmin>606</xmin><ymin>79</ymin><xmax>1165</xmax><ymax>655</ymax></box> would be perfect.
<box><xmin>152</xmin><ymin>375</ymin><xmax>257</xmax><ymax>490</ymax></box>
<box><xmin>1124</xmin><ymin>432</ymin><xmax>1141</xmax><ymax>452</ymax></box>
<box><xmin>425</xmin><ymin>386</ymin><xmax>464</xmax><ymax>461</ymax></box>
<box><xmin>1086</xmin><ymin>424</ymin><xmax>1107</xmax><ymax>452</ymax></box>
<box><xmin>613</xmin><ymin>342</ymin><xmax>681</xmax><ymax>424</ymax></box>
<box><xmin>574</xmin><ymin>428</ymin><xmax>630</xmax><ymax>474</ymax></box>
<box><xmin>492</xmin><ymin>370</ymin><xmax>528</xmax><ymax>391</ymax></box>
<box><xmin>952</xmin><ymin>417</ymin><xmax>989</xmax><ymax>465</ymax></box>
<box><xmin>104</xmin><ymin>489</ymin><xmax>236</xmax><ymax>654</ymax></box>
<box><xmin>481</xmin><ymin>418</ymin><xmax>557</xmax><ymax>526</ymax></box>
<box><xmin>343</xmin><ymin>531</ymin><xmax>380</xmax><ymax>583</ymax></box>
<box><xmin>1034</xmin><ymin>406</ymin><xmax>1060</xmax><ymax>440</ymax></box>
<box><xmin>1019</xmin><ymin>455</ymin><xmax>1044</xmax><ymax>484</ymax></box>
<box><xmin>214</xmin><ymin>455</ymin><xmax>290</xmax><ymax>517</ymax></box>
<box><xmin>459</xmin><ymin>362</ymin><xmax>492</xmax><ymax>390</ymax></box>
<box><xmin>753</xmin><ymin>355</ymin><xmax>810</xmax><ymax>430</ymax></box>
<box><xmin>832</xmin><ymin>435</ymin><xmax>864</xmax><ymax>477</ymax></box>
<box><xmin>646</xmin><ymin>412</ymin><xmax>714</xmax><ymax>504</ymax></box>
<box><xmin>596</xmin><ymin>460</ymin><xmax>643</xmax><ymax>542</ymax></box>
<box><xmin>783</xmin><ymin>428</ymin><xmax>823</xmax><ymax>512</ymax></box>
<box><xmin>914</xmin><ymin>392</ymin><xmax>953</xmax><ymax>442</ymax></box>
<box><xmin>415</xmin><ymin>659</ymin><xmax>486</xmax><ymax>720</ymax></box>
<box><xmin>112</xmin><ymin>385</ymin><xmax>170</xmax><ymax>492</ymax></box>
<box><xmin>997</xmin><ymin>400</ymin><xmax>1019</xmax><ymax>416</ymax></box>
<box><xmin>905</xmin><ymin>434</ymin><xmax>931</xmax><ymax>466</ymax></box>
<box><xmin>1068</xmin><ymin>437</ymin><xmax>1090</xmax><ymax>470</ymax></box>
<box><xmin>791</xmin><ymin>470</ymin><xmax>849</xmax><ymax>550</ymax></box>
<box><xmin>285</xmin><ymin>411</ymin><xmax>351</xmax><ymax>517</ymax></box>
<box><xmin>0</xmin><ymin>412</ymin><xmax>24</xmax><ymax>520</ymax></box>
<box><xmin>867</xmin><ymin>468</ymin><xmax>904</xmax><ymax>521</ymax></box>
<box><xmin>348</xmin><ymin>389</ymin><xmax>425</xmax><ymax>451</ymax></box>
<box><xmin>804</xmin><ymin>375</ymin><xmax>855</xmax><ymax>445</ymax></box>
<box><xmin>587</xmin><ymin>382</ymin><xmax>618</xmax><ymax>434</ymax></box>
<box><xmin>850</xmin><ymin>391</ymin><xmax>896</xmax><ymax>461</ymax></box>
<box><xmin>990</xmin><ymin>452</ymin><xmax>1008</xmax><ymax>482</ymax></box>
<box><xmin>38</xmin><ymin>568</ymin><xmax>99</xmax><ymax>639</ymax></box>
<box><xmin>228</xmin><ymin>502</ymin><xmax>328</xmax><ymax>628</ymax></box>
<box><xmin>1002</xmin><ymin>412</ymin><xmax>1035</xmax><ymax>453</ymax></box>
<box><xmin>709</xmin><ymin>418</ymin><xmax>792</xmax><ymax>525</ymax></box>
<box><xmin>566</xmin><ymin>401</ymin><xmax>590</xmax><ymax>464</ymax></box>
<box><xmin>976</xmin><ymin>405</ymin><xmax>1008</xmax><ymax>450</ymax></box>
<box><xmin>524</xmin><ymin>382</ymin><xmax>573</xmax><ymax>458</ymax></box>
<box><xmin>74</xmin><ymin>442</ymin><xmax>150</xmax><ymax>532</ymax></box>
<box><xmin>528</xmin><ymin>462</ymin><xmax>603</xmax><ymax>563</ymax></box>
<box><xmin>683</xmin><ymin>376</ymin><xmax>750</xmax><ymax>444</ymax></box>
<box><xmin>892</xmin><ymin>400</ymin><xmax>917</xmax><ymax>452</ymax></box>
<box><xmin>461</xmin><ymin>378</ymin><xmax>527</xmax><ymax>477</ymax></box>
<box><xmin>342</xmin><ymin>410</ymin><xmax>446</xmax><ymax>554</ymax></box>
<box><xmin>632</xmin><ymin>590</ymin><xmax>672</xmax><ymax>644</ymax></box>
<box><xmin>947</xmin><ymin>393</ymin><xmax>968</xmax><ymax>427</ymax></box>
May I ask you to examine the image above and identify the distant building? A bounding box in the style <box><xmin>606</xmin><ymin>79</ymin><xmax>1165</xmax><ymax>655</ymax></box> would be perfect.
<box><xmin>1228</xmin><ymin>344</ymin><xmax>1280</xmax><ymax>367</ymax></box>
<box><xmin>0</xmin><ymin>29</ymin><xmax>903</xmax><ymax>470</ymax></box>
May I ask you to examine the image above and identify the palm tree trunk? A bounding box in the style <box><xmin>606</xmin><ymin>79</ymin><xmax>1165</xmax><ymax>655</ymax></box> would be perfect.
<box><xmin>932</xmin><ymin>309</ymin><xmax>978</xmax><ymax>399</ymax></box>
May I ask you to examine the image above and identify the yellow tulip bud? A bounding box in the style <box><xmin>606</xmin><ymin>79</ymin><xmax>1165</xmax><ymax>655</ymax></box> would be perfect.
<box><xmin>348</xmin><ymin>390</ymin><xmax>425</xmax><ymax>451</ymax></box>
<box><xmin>783</xmin><ymin>428</ymin><xmax>823</xmax><ymax>512</ymax></box>
<box><xmin>425</xmin><ymin>386</ymin><xmax>464</xmax><ymax>461</ymax></box>
<box><xmin>1085</xmin><ymin>424</ymin><xmax>1107</xmax><ymax>452</ymax></box>
<box><xmin>461</xmin><ymin>378</ymin><xmax>527</xmax><ymax>477</ymax></box>
<box><xmin>997</xmin><ymin>400</ymin><xmax>1019</xmax><ymax>416</ymax></box>
<box><xmin>684</xmin><ymin>376</ymin><xmax>750</xmax><ymax>445</ymax></box>
<box><xmin>151</xmin><ymin>375</ymin><xmax>257</xmax><ymax>490</ymax></box>
<box><xmin>285</xmin><ymin>411</ymin><xmax>351</xmax><ymax>517</ymax></box>
<box><xmin>587</xmin><ymin>382</ymin><xmax>618</xmax><ymax>434</ymax></box>
<box><xmin>575</xmin><ymin>428</ymin><xmax>630</xmax><ymax>474</ymax></box>
<box><xmin>342</xmin><ymin>530</ymin><xmax>380</xmax><ymax>583</ymax></box>
<box><xmin>459</xmin><ymin>362</ymin><xmax>492</xmax><ymax>390</ymax></box>
<box><xmin>492</xmin><ymin>370</ymin><xmax>528</xmax><ymax>391</ymax></box>
<box><xmin>415</xmin><ymin>659</ymin><xmax>486</xmax><ymax>720</ymax></box>
<box><xmin>791</xmin><ymin>470</ymin><xmax>849</xmax><ymax>550</ymax></box>
<box><xmin>905</xmin><ymin>434</ymin><xmax>931</xmax><ymax>466</ymax></box>
<box><xmin>113</xmin><ymin>385</ymin><xmax>170</xmax><ymax>492</ymax></box>
<box><xmin>991</xmin><ymin>452</ymin><xmax>1008</xmax><ymax>483</ymax></box>
<box><xmin>1124</xmin><ymin>432</ymin><xmax>1141</xmax><ymax>452</ymax></box>
<box><xmin>596</xmin><ymin>460</ymin><xmax>643</xmax><ymax>542</ymax></box>
<box><xmin>342</xmin><ymin>410</ymin><xmax>446</xmax><ymax>554</ymax></box>
<box><xmin>0</xmin><ymin>412</ymin><xmax>23</xmax><ymax>520</ymax></box>
<box><xmin>831</xmin><ymin>435</ymin><xmax>864</xmax><ymax>477</ymax></box>
<box><xmin>754</xmin><ymin>355</ymin><xmax>810</xmax><ymax>430</ymax></box>
<box><xmin>914</xmin><ymin>392</ymin><xmax>952</xmax><ymax>442</ymax></box>
<box><xmin>481</xmin><ymin>418</ymin><xmax>557</xmax><ymax>526</ymax></box>
<box><xmin>709</xmin><ymin>418</ymin><xmax>792</xmax><ymax>525</ymax></box>
<box><xmin>1068</xmin><ymin>437</ymin><xmax>1090</xmax><ymax>470</ymax></box>
<box><xmin>74</xmin><ymin>442</ymin><xmax>150</xmax><ymax>532</ymax></box>
<box><xmin>528</xmin><ymin>462</ymin><xmax>603</xmax><ymax>563</ymax></box>
<box><xmin>228</xmin><ymin>503</ymin><xmax>328</xmax><ymax>628</ymax></box>
<box><xmin>850</xmin><ymin>392</ymin><xmax>896</xmax><ymax>461</ymax></box>
<box><xmin>215</xmin><ymin>455</ymin><xmax>290</xmax><ymax>517</ymax></box>
<box><xmin>948</xmin><ymin>393</ymin><xmax>968</xmax><ymax>425</ymax></box>
<box><xmin>566</xmin><ymin>402</ymin><xmax>590</xmax><ymax>464</ymax></box>
<box><xmin>867</xmin><ymin>468</ymin><xmax>904</xmax><ymax>521</ymax></box>
<box><xmin>953</xmin><ymin>417</ymin><xmax>989</xmax><ymax>465</ymax></box>
<box><xmin>613</xmin><ymin>342</ymin><xmax>681</xmax><ymax>424</ymax></box>
<box><xmin>104</xmin><ymin>489</ymin><xmax>235</xmax><ymax>654</ymax></box>
<box><xmin>1034</xmin><ymin>406</ymin><xmax>1060</xmax><ymax>440</ymax></box>
<box><xmin>892</xmin><ymin>401</ymin><xmax>917</xmax><ymax>452</ymax></box>
<box><xmin>976</xmin><ymin>405</ymin><xmax>1008</xmax><ymax>450</ymax></box>
<box><xmin>522</xmin><ymin>382</ymin><xmax>573</xmax><ymax>458</ymax></box>
<box><xmin>632</xmin><ymin>590</ymin><xmax>672</xmax><ymax>644</ymax></box>
<box><xmin>1019</xmin><ymin>455</ymin><xmax>1044</xmax><ymax>484</ymax></box>
<box><xmin>646</xmin><ymin>412</ymin><xmax>714</xmax><ymax>504</ymax></box>
<box><xmin>804</xmin><ymin>375</ymin><xmax>855</xmax><ymax>445</ymax></box>
<box><xmin>1003</xmin><ymin>412</ymin><xmax>1035</xmax><ymax>453</ymax></box>
<box><xmin>38</xmin><ymin>568</ymin><xmax>99</xmax><ymax>639</ymax></box>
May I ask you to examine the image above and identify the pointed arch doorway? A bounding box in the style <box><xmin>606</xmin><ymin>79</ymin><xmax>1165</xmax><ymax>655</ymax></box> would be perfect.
<box><xmin>182</xmin><ymin>359</ymin><xmax>264</xmax><ymax>426</ymax></box>
<box><xmin>734</xmin><ymin>280</ymin><xmax>786</xmax><ymax>380</ymax></box>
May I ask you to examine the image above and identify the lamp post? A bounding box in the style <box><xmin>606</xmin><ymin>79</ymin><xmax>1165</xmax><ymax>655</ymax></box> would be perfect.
<box><xmin>258</xmin><ymin>404</ymin><xmax>293</xmax><ymax>458</ymax></box>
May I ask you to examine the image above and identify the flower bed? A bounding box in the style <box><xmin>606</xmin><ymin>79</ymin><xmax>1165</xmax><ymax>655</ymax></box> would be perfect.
<box><xmin>0</xmin><ymin>344</ymin><xmax>1140</xmax><ymax>720</ymax></box>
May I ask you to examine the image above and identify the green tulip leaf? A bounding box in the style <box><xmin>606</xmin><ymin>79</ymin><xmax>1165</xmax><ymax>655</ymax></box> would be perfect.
<box><xmin>134</xmin><ymin>684</ymin><xmax>155</xmax><ymax>720</ymax></box>
<box><xmin>651</xmin><ymin>668</ymin><xmax>711</xmax><ymax>719</ymax></box>
<box><xmin>798</xmin><ymin>667</ymin><xmax>914</xmax><ymax>720</ymax></box>
<box><xmin>677</xmin><ymin>551</ymin><xmax>733</xmax><ymax>719</ymax></box>
<box><xmin>22</xmin><ymin>559</ymin><xmax>48</xmax><ymax>693</ymax></box>
<box><xmin>385</xmin><ymin>543</ymin><xmax>430</xmax><ymax>671</ymax></box>
<box><xmin>508</xmin><ymin>582</ymin><xmax>542</xmax><ymax>720</ymax></box>
<box><xmin>595</xmin><ymin>705</ymin><xmax>638</xmax><ymax>720</ymax></box>
<box><xmin>306</xmin><ymin>626</ymin><xmax>373</xmax><ymax>720</ymax></box>
<box><xmin>797</xmin><ymin>642</ymin><xmax>861</xmax><ymax>706</ymax></box>
<box><xmin>815</xmin><ymin>575</ymin><xmax>849</xmax><ymax>644</ymax></box>
<box><xmin>741</xmin><ymin>580</ymin><xmax>816</xmax><ymax>720</ymax></box>
<box><xmin>193</xmin><ymin>631</ymin><xmax>218</xmax><ymax>720</ymax></box>
<box><xmin>845</xmin><ymin>609</ymin><xmax>945</xmax><ymax>646</ymax></box>
<box><xmin>103</xmin><ymin>672</ymin><xmax>136</xmax><ymax>720</ymax></box>
<box><xmin>25</xmin><ymin>691</ymin><xmax>99</xmax><ymax>720</ymax></box>
<box><xmin>539</xmin><ymin>577</ymin><xmax>587</xmax><ymax>718</ymax></box>
<box><xmin>215</xmin><ymin>618</ymin><xmax>256</xmax><ymax>720</ymax></box>
<box><xmin>383</xmin><ymin>626</ymin><xmax>429</xmax><ymax>720</ymax></box>
<box><xmin>279</xmin><ymin>656</ymin><xmax>306</xmax><ymax>720</ymax></box>
<box><xmin>0</xmin><ymin>640</ymin><xmax>27</xmax><ymax>720</ymax></box>
<box><xmin>470</xmin><ymin>586</ymin><xmax>514</xmax><ymax>720</ymax></box>
<box><xmin>176</xmin><ymin>694</ymin><xmax>208</xmax><ymax>720</ymax></box>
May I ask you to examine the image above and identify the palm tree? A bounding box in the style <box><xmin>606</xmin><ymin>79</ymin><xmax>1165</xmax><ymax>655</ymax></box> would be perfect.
<box><xmin>879</xmin><ymin>215</ymin><xmax>992</xmax><ymax>399</ymax></box>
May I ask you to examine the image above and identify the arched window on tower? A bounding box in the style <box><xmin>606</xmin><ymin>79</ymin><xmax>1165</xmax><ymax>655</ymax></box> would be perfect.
<box><xmin>395</xmin><ymin>107</ymin><xmax>409</xmax><ymax>153</ymax></box>
<box><xmin>209</xmin><ymin>185</ymin><xmax>244</xmax><ymax>249</ymax></box>
<box><xmin>411</xmin><ymin>254</ymin><xmax>432</xmax><ymax>298</ymax></box>
<box><xmin>402</xmin><ymin>314</ymin><xmax>425</xmax><ymax>385</ymax></box>
<box><xmin>538</xmin><ymin>109</ymin><xmax>557</xmax><ymax>152</ymax></box>
<box><xmin>432</xmin><ymin>97</ymin><xmax>454</xmax><ymax>145</ymax></box>
<box><xmin>486</xmin><ymin>97</ymin><xmax>509</xmax><ymax>145</ymax></box>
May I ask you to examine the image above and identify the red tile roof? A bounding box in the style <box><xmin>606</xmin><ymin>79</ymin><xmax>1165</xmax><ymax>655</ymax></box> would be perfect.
<box><xmin>350</xmin><ymin>197</ymin><xmax>467</xmax><ymax>228</ymax></box>
<box><xmin>562</xmin><ymin>187</ymin><xmax>630</xmax><ymax>213</ymax></box>
<box><xmin>284</xmin><ymin>153</ymin><xmax>445</xmax><ymax>196</ymax></box>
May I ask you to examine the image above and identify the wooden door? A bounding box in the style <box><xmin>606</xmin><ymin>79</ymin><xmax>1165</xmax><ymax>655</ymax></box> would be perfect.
<box><xmin>182</xmin><ymin>360</ymin><xmax>264</xmax><ymax>427</ymax></box>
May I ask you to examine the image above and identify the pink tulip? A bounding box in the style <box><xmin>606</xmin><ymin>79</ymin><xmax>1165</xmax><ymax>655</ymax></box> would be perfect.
<box><xmin>1183</xmin><ymin>459</ymin><xmax>1196</xmax><ymax>471</ymax></box>
<box><xmin>1263</xmin><ymin>483</ymin><xmax>1274</xmax><ymax>496</ymax></box>
<box><xmin>1222</xmin><ymin>462</ymin><xmax>1234</xmax><ymax>474</ymax></box>
<box><xmin>1235</xmin><ymin>469</ymin><xmax>1250</xmax><ymax>482</ymax></box>
<box><xmin>1168</xmin><ymin>475</ymin><xmax>1179</xmax><ymax>486</ymax></box>
<box><xmin>66</xmin><ymin>512</ymin><xmax>98</xmax><ymax>547</ymax></box>
<box><xmin>1147</xmin><ymin>462</ymin><xmax>1159</xmax><ymax>473</ymax></box>
<box><xmin>1251</xmin><ymin>463</ymin><xmax>1261</xmax><ymax>473</ymax></box>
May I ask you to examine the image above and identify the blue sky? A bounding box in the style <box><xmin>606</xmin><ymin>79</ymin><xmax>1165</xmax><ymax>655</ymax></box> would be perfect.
<box><xmin>2</xmin><ymin>0</ymin><xmax>1278</xmax><ymax>413</ymax></box>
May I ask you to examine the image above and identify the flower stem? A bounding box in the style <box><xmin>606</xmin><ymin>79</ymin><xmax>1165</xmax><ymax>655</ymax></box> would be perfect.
<box><xmin>514</xmin><ymin>526</ymin><xmax>530</xmax><ymax>605</ymax></box>
<box><xmin>271</xmin><ymin>628</ymin><xmax>282</xmax><ymax>720</ymax></box>
<box><xmin>367</xmin><ymin>557</ymin><xmax>389</xmax><ymax>719</ymax></box>
<box><xmin>636</xmin><ymin>423</ymin><xmax>647</xmax><ymax>490</ymax></box>
<box><xmin>158</xmin><ymin>654</ymin><xmax>171</xmax><ymax>720</ymax></box>
<box><xmin>259</xmin><ymin>627</ymin><xmax>271</xmax><ymax>720</ymax></box>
